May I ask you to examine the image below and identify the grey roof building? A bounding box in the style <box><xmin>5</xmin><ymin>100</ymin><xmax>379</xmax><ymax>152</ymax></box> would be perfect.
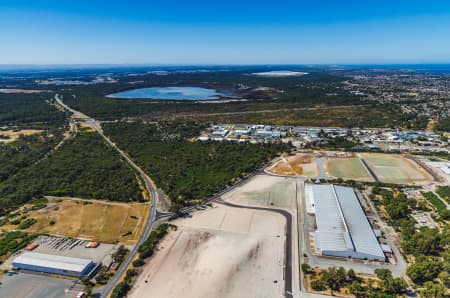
<box><xmin>306</xmin><ymin>184</ymin><xmax>385</xmax><ymax>261</ymax></box>
<box><xmin>13</xmin><ymin>252</ymin><xmax>95</xmax><ymax>277</ymax></box>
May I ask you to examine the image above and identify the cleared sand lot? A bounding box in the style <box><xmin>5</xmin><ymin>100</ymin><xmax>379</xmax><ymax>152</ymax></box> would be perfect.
<box><xmin>129</xmin><ymin>204</ymin><xmax>285</xmax><ymax>298</ymax></box>
<box><xmin>326</xmin><ymin>157</ymin><xmax>374</xmax><ymax>182</ymax></box>
<box><xmin>2</xmin><ymin>198</ymin><xmax>149</xmax><ymax>244</ymax></box>
<box><xmin>268</xmin><ymin>153</ymin><xmax>318</xmax><ymax>177</ymax></box>
<box><xmin>0</xmin><ymin>129</ymin><xmax>43</xmax><ymax>143</ymax></box>
<box><xmin>223</xmin><ymin>174</ymin><xmax>297</xmax><ymax>210</ymax></box>
<box><xmin>360</xmin><ymin>153</ymin><xmax>432</xmax><ymax>184</ymax></box>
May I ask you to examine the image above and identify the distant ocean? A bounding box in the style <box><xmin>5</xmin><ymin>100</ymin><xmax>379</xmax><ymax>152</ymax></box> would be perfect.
<box><xmin>388</xmin><ymin>64</ymin><xmax>450</xmax><ymax>74</ymax></box>
<box><xmin>413</xmin><ymin>68</ymin><xmax>450</xmax><ymax>74</ymax></box>
<box><xmin>341</xmin><ymin>64</ymin><xmax>450</xmax><ymax>74</ymax></box>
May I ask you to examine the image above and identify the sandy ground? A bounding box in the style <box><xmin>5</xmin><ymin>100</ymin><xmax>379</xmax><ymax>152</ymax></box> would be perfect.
<box><xmin>0</xmin><ymin>129</ymin><xmax>43</xmax><ymax>143</ymax></box>
<box><xmin>128</xmin><ymin>204</ymin><xmax>285</xmax><ymax>298</ymax></box>
<box><xmin>267</xmin><ymin>153</ymin><xmax>318</xmax><ymax>177</ymax></box>
<box><xmin>223</xmin><ymin>174</ymin><xmax>297</xmax><ymax>211</ymax></box>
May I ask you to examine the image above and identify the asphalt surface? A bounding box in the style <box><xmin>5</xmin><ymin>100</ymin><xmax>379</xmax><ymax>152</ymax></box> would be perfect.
<box><xmin>54</xmin><ymin>95</ymin><xmax>159</xmax><ymax>297</ymax></box>
<box><xmin>300</xmin><ymin>181</ymin><xmax>407</xmax><ymax>278</ymax></box>
<box><xmin>0</xmin><ymin>272</ymin><xmax>76</xmax><ymax>298</ymax></box>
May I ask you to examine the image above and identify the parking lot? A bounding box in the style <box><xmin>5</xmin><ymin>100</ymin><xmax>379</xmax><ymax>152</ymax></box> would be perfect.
<box><xmin>0</xmin><ymin>272</ymin><xmax>82</xmax><ymax>298</ymax></box>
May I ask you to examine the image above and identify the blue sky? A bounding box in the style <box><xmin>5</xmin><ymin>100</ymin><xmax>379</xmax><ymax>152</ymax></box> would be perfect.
<box><xmin>1</xmin><ymin>0</ymin><xmax>450</xmax><ymax>64</ymax></box>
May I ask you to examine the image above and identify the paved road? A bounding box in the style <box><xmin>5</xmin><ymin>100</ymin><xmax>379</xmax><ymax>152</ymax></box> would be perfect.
<box><xmin>299</xmin><ymin>179</ymin><xmax>407</xmax><ymax>278</ymax></box>
<box><xmin>54</xmin><ymin>94</ymin><xmax>159</xmax><ymax>297</ymax></box>
<box><xmin>53</xmin><ymin>96</ymin><xmax>325</xmax><ymax>297</ymax></box>
<box><xmin>216</xmin><ymin>199</ymin><xmax>293</xmax><ymax>298</ymax></box>
<box><xmin>179</xmin><ymin>165</ymin><xmax>269</xmax><ymax>214</ymax></box>
<box><xmin>217</xmin><ymin>175</ymin><xmax>331</xmax><ymax>298</ymax></box>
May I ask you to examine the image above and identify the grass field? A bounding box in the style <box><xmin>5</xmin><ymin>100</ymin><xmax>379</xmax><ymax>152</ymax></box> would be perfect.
<box><xmin>422</xmin><ymin>192</ymin><xmax>447</xmax><ymax>211</ymax></box>
<box><xmin>2</xmin><ymin>198</ymin><xmax>149</xmax><ymax>244</ymax></box>
<box><xmin>326</xmin><ymin>158</ymin><xmax>374</xmax><ymax>181</ymax></box>
<box><xmin>360</xmin><ymin>153</ymin><xmax>432</xmax><ymax>184</ymax></box>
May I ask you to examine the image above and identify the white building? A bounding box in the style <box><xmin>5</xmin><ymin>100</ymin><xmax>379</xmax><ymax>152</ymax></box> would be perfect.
<box><xmin>306</xmin><ymin>184</ymin><xmax>385</xmax><ymax>261</ymax></box>
<box><xmin>13</xmin><ymin>252</ymin><xmax>95</xmax><ymax>277</ymax></box>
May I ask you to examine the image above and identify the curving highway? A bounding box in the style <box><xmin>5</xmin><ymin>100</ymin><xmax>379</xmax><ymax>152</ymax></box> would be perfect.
<box><xmin>54</xmin><ymin>94</ymin><xmax>159</xmax><ymax>297</ymax></box>
<box><xmin>54</xmin><ymin>94</ymin><xmax>299</xmax><ymax>297</ymax></box>
<box><xmin>217</xmin><ymin>199</ymin><xmax>293</xmax><ymax>298</ymax></box>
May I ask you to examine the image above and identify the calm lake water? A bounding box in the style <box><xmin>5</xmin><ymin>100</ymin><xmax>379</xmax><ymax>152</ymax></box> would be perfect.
<box><xmin>252</xmin><ymin>70</ymin><xmax>308</xmax><ymax>77</ymax></box>
<box><xmin>107</xmin><ymin>86</ymin><xmax>225</xmax><ymax>100</ymax></box>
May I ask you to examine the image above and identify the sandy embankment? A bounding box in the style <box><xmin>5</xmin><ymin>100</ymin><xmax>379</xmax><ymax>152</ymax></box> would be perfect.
<box><xmin>128</xmin><ymin>204</ymin><xmax>285</xmax><ymax>298</ymax></box>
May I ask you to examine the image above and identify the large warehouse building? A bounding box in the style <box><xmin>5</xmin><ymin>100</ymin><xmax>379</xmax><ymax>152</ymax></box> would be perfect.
<box><xmin>305</xmin><ymin>184</ymin><xmax>385</xmax><ymax>261</ymax></box>
<box><xmin>13</xmin><ymin>252</ymin><xmax>95</xmax><ymax>277</ymax></box>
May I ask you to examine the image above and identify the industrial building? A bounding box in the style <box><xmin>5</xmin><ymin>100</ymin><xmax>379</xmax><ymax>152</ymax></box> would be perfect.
<box><xmin>305</xmin><ymin>184</ymin><xmax>385</xmax><ymax>261</ymax></box>
<box><xmin>13</xmin><ymin>252</ymin><xmax>95</xmax><ymax>277</ymax></box>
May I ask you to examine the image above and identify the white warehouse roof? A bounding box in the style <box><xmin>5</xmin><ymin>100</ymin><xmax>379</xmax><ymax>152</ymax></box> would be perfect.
<box><xmin>14</xmin><ymin>252</ymin><xmax>92</xmax><ymax>273</ymax></box>
<box><xmin>312</xmin><ymin>185</ymin><xmax>353</xmax><ymax>253</ymax></box>
<box><xmin>310</xmin><ymin>184</ymin><xmax>385</xmax><ymax>261</ymax></box>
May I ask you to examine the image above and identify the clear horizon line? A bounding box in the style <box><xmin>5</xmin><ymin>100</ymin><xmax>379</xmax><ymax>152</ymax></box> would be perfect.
<box><xmin>1</xmin><ymin>62</ymin><xmax>450</xmax><ymax>67</ymax></box>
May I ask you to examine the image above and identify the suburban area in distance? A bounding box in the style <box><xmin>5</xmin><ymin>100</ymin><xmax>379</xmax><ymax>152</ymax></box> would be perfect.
<box><xmin>1</xmin><ymin>1</ymin><xmax>450</xmax><ymax>298</ymax></box>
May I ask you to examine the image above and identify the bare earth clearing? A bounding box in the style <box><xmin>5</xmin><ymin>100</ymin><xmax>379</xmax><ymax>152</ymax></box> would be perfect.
<box><xmin>223</xmin><ymin>174</ymin><xmax>297</xmax><ymax>210</ymax></box>
<box><xmin>0</xmin><ymin>129</ymin><xmax>43</xmax><ymax>143</ymax></box>
<box><xmin>268</xmin><ymin>153</ymin><xmax>318</xmax><ymax>177</ymax></box>
<box><xmin>129</xmin><ymin>204</ymin><xmax>285</xmax><ymax>298</ymax></box>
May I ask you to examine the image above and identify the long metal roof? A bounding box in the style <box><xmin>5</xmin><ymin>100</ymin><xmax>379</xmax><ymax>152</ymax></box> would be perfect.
<box><xmin>312</xmin><ymin>184</ymin><xmax>353</xmax><ymax>252</ymax></box>
<box><xmin>334</xmin><ymin>186</ymin><xmax>385</xmax><ymax>259</ymax></box>
<box><xmin>13</xmin><ymin>252</ymin><xmax>92</xmax><ymax>273</ymax></box>
<box><xmin>311</xmin><ymin>184</ymin><xmax>384</xmax><ymax>259</ymax></box>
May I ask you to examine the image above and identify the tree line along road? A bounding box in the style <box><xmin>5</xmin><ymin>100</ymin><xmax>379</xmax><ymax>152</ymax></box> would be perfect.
<box><xmin>54</xmin><ymin>94</ymin><xmax>159</xmax><ymax>298</ymax></box>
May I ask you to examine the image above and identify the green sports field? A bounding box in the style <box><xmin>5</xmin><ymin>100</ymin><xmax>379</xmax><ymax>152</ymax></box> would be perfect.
<box><xmin>326</xmin><ymin>158</ymin><xmax>374</xmax><ymax>181</ymax></box>
<box><xmin>360</xmin><ymin>153</ymin><xmax>431</xmax><ymax>184</ymax></box>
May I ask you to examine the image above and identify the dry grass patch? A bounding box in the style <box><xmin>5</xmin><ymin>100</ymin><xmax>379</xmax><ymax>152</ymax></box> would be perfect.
<box><xmin>1</xmin><ymin>198</ymin><xmax>148</xmax><ymax>244</ymax></box>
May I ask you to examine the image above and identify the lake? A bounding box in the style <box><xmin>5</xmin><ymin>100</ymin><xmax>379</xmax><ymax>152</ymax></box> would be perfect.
<box><xmin>107</xmin><ymin>86</ymin><xmax>226</xmax><ymax>100</ymax></box>
<box><xmin>251</xmin><ymin>70</ymin><xmax>308</xmax><ymax>77</ymax></box>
